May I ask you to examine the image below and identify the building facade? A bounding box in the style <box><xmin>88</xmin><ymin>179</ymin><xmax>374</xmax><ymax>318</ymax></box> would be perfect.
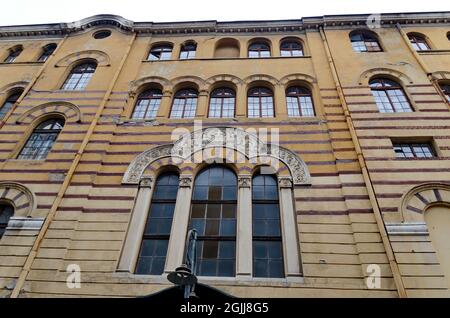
<box><xmin>0</xmin><ymin>12</ymin><xmax>449</xmax><ymax>298</ymax></box>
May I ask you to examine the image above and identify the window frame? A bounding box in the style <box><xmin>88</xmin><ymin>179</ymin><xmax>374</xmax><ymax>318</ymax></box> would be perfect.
<box><xmin>4</xmin><ymin>46</ymin><xmax>23</xmax><ymax>63</ymax></box>
<box><xmin>0</xmin><ymin>91</ymin><xmax>22</xmax><ymax>120</ymax></box>
<box><xmin>248</xmin><ymin>42</ymin><xmax>271</xmax><ymax>58</ymax></box>
<box><xmin>350</xmin><ymin>30</ymin><xmax>383</xmax><ymax>53</ymax></box>
<box><xmin>208</xmin><ymin>87</ymin><xmax>236</xmax><ymax>118</ymax></box>
<box><xmin>369</xmin><ymin>78</ymin><xmax>413</xmax><ymax>113</ymax></box>
<box><xmin>131</xmin><ymin>89</ymin><xmax>163</xmax><ymax>120</ymax></box>
<box><xmin>61</xmin><ymin>62</ymin><xmax>97</xmax><ymax>91</ymax></box>
<box><xmin>37</xmin><ymin>43</ymin><xmax>57</xmax><ymax>62</ymax></box>
<box><xmin>285</xmin><ymin>86</ymin><xmax>315</xmax><ymax>117</ymax></box>
<box><xmin>408</xmin><ymin>34</ymin><xmax>431</xmax><ymax>51</ymax></box>
<box><xmin>148</xmin><ymin>44</ymin><xmax>173</xmax><ymax>61</ymax></box>
<box><xmin>247</xmin><ymin>87</ymin><xmax>275</xmax><ymax>118</ymax></box>
<box><xmin>179</xmin><ymin>42</ymin><xmax>197</xmax><ymax>60</ymax></box>
<box><xmin>170</xmin><ymin>88</ymin><xmax>198</xmax><ymax>119</ymax></box>
<box><xmin>280</xmin><ymin>40</ymin><xmax>304</xmax><ymax>57</ymax></box>
<box><xmin>393</xmin><ymin>143</ymin><xmax>436</xmax><ymax>159</ymax></box>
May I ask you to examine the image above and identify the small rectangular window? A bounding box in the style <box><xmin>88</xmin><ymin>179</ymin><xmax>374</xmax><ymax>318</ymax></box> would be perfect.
<box><xmin>393</xmin><ymin>143</ymin><xmax>436</xmax><ymax>158</ymax></box>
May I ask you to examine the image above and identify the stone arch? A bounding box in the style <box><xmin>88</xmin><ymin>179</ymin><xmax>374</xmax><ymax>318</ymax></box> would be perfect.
<box><xmin>171</xmin><ymin>76</ymin><xmax>206</xmax><ymax>92</ymax></box>
<box><xmin>205</xmin><ymin>74</ymin><xmax>243</xmax><ymax>87</ymax></box>
<box><xmin>358</xmin><ymin>68</ymin><xmax>413</xmax><ymax>86</ymax></box>
<box><xmin>122</xmin><ymin>127</ymin><xmax>311</xmax><ymax>186</ymax></box>
<box><xmin>16</xmin><ymin>102</ymin><xmax>82</xmax><ymax>124</ymax></box>
<box><xmin>129</xmin><ymin>76</ymin><xmax>172</xmax><ymax>95</ymax></box>
<box><xmin>55</xmin><ymin>50</ymin><xmax>110</xmax><ymax>67</ymax></box>
<box><xmin>243</xmin><ymin>74</ymin><xmax>279</xmax><ymax>86</ymax></box>
<box><xmin>431</xmin><ymin>71</ymin><xmax>450</xmax><ymax>81</ymax></box>
<box><xmin>0</xmin><ymin>81</ymin><xmax>28</xmax><ymax>94</ymax></box>
<box><xmin>0</xmin><ymin>182</ymin><xmax>36</xmax><ymax>217</ymax></box>
<box><xmin>279</xmin><ymin>73</ymin><xmax>317</xmax><ymax>86</ymax></box>
<box><xmin>400</xmin><ymin>183</ymin><xmax>450</xmax><ymax>223</ymax></box>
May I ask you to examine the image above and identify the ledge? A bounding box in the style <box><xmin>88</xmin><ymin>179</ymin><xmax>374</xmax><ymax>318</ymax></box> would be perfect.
<box><xmin>385</xmin><ymin>222</ymin><xmax>428</xmax><ymax>236</ymax></box>
<box><xmin>6</xmin><ymin>217</ymin><xmax>45</xmax><ymax>231</ymax></box>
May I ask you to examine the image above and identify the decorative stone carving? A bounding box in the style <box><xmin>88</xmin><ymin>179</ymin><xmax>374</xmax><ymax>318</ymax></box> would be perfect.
<box><xmin>122</xmin><ymin>127</ymin><xmax>311</xmax><ymax>186</ymax></box>
<box><xmin>238</xmin><ymin>176</ymin><xmax>252</xmax><ymax>188</ymax></box>
<box><xmin>139</xmin><ymin>177</ymin><xmax>153</xmax><ymax>188</ymax></box>
<box><xmin>179</xmin><ymin>176</ymin><xmax>193</xmax><ymax>188</ymax></box>
<box><xmin>278</xmin><ymin>177</ymin><xmax>293</xmax><ymax>189</ymax></box>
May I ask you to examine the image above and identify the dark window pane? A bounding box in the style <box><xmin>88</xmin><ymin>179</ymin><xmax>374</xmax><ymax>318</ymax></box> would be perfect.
<box><xmin>193</xmin><ymin>186</ymin><xmax>208</xmax><ymax>200</ymax></box>
<box><xmin>220</xmin><ymin>219</ymin><xmax>236</xmax><ymax>236</ymax></box>
<box><xmin>219</xmin><ymin>241</ymin><xmax>235</xmax><ymax>258</ymax></box>
<box><xmin>208</xmin><ymin>186</ymin><xmax>222</xmax><ymax>200</ymax></box>
<box><xmin>206</xmin><ymin>204</ymin><xmax>221</xmax><ymax>218</ymax></box>
<box><xmin>190</xmin><ymin>219</ymin><xmax>205</xmax><ymax>235</ymax></box>
<box><xmin>191</xmin><ymin>204</ymin><xmax>206</xmax><ymax>218</ymax></box>
<box><xmin>218</xmin><ymin>260</ymin><xmax>235</xmax><ymax>276</ymax></box>
<box><xmin>205</xmin><ymin>220</ymin><xmax>220</xmax><ymax>236</ymax></box>
<box><xmin>203</xmin><ymin>241</ymin><xmax>219</xmax><ymax>259</ymax></box>
<box><xmin>222</xmin><ymin>204</ymin><xmax>236</xmax><ymax>218</ymax></box>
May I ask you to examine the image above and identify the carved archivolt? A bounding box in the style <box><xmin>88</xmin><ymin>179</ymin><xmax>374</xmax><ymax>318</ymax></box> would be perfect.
<box><xmin>243</xmin><ymin>74</ymin><xmax>279</xmax><ymax>86</ymax></box>
<box><xmin>0</xmin><ymin>182</ymin><xmax>36</xmax><ymax>217</ymax></box>
<box><xmin>16</xmin><ymin>102</ymin><xmax>82</xmax><ymax>124</ymax></box>
<box><xmin>205</xmin><ymin>74</ymin><xmax>243</xmax><ymax>87</ymax></box>
<box><xmin>0</xmin><ymin>81</ymin><xmax>29</xmax><ymax>94</ymax></box>
<box><xmin>122</xmin><ymin>127</ymin><xmax>311</xmax><ymax>186</ymax></box>
<box><xmin>358</xmin><ymin>68</ymin><xmax>413</xmax><ymax>86</ymax></box>
<box><xmin>279</xmin><ymin>73</ymin><xmax>317</xmax><ymax>86</ymax></box>
<box><xmin>171</xmin><ymin>76</ymin><xmax>206</xmax><ymax>91</ymax></box>
<box><xmin>55</xmin><ymin>50</ymin><xmax>111</xmax><ymax>67</ymax></box>
<box><xmin>129</xmin><ymin>76</ymin><xmax>172</xmax><ymax>95</ymax></box>
<box><xmin>400</xmin><ymin>183</ymin><xmax>450</xmax><ymax>223</ymax></box>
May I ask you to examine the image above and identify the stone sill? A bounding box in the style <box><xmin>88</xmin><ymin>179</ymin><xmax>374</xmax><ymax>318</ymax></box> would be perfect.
<box><xmin>142</xmin><ymin>56</ymin><xmax>312</xmax><ymax>63</ymax></box>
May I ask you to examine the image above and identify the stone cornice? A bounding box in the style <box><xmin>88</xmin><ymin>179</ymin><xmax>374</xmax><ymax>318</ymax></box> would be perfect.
<box><xmin>0</xmin><ymin>12</ymin><xmax>449</xmax><ymax>38</ymax></box>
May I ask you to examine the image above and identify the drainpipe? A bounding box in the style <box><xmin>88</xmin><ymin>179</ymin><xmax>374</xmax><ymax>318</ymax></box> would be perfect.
<box><xmin>0</xmin><ymin>35</ymin><xmax>69</xmax><ymax>131</ymax></box>
<box><xmin>319</xmin><ymin>26</ymin><xmax>407</xmax><ymax>298</ymax></box>
<box><xmin>396</xmin><ymin>23</ymin><xmax>449</xmax><ymax>106</ymax></box>
<box><xmin>10</xmin><ymin>32</ymin><xmax>137</xmax><ymax>298</ymax></box>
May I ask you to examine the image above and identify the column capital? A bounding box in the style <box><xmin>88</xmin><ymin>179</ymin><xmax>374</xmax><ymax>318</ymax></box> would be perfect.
<box><xmin>139</xmin><ymin>176</ymin><xmax>153</xmax><ymax>188</ymax></box>
<box><xmin>179</xmin><ymin>175</ymin><xmax>193</xmax><ymax>188</ymax></box>
<box><xmin>238</xmin><ymin>175</ymin><xmax>252</xmax><ymax>188</ymax></box>
<box><xmin>278</xmin><ymin>176</ymin><xmax>293</xmax><ymax>189</ymax></box>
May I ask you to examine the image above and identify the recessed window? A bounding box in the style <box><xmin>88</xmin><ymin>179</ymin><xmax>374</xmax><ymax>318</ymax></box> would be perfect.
<box><xmin>286</xmin><ymin>86</ymin><xmax>315</xmax><ymax>117</ymax></box>
<box><xmin>252</xmin><ymin>173</ymin><xmax>284</xmax><ymax>278</ymax></box>
<box><xmin>135</xmin><ymin>173</ymin><xmax>179</xmax><ymax>275</ymax></box>
<box><xmin>214</xmin><ymin>38</ymin><xmax>240</xmax><ymax>58</ymax></box>
<box><xmin>170</xmin><ymin>89</ymin><xmax>198</xmax><ymax>119</ymax></box>
<box><xmin>179</xmin><ymin>42</ymin><xmax>197</xmax><ymax>60</ymax></box>
<box><xmin>189</xmin><ymin>166</ymin><xmax>237</xmax><ymax>277</ymax></box>
<box><xmin>131</xmin><ymin>89</ymin><xmax>162</xmax><ymax>119</ymax></box>
<box><xmin>280</xmin><ymin>40</ymin><xmax>304</xmax><ymax>57</ymax></box>
<box><xmin>18</xmin><ymin>118</ymin><xmax>64</xmax><ymax>160</ymax></box>
<box><xmin>0</xmin><ymin>91</ymin><xmax>22</xmax><ymax>120</ymax></box>
<box><xmin>38</xmin><ymin>43</ymin><xmax>57</xmax><ymax>62</ymax></box>
<box><xmin>61</xmin><ymin>62</ymin><xmax>97</xmax><ymax>90</ymax></box>
<box><xmin>248</xmin><ymin>42</ymin><xmax>271</xmax><ymax>58</ymax></box>
<box><xmin>408</xmin><ymin>33</ymin><xmax>431</xmax><ymax>51</ymax></box>
<box><xmin>0</xmin><ymin>203</ymin><xmax>14</xmax><ymax>238</ymax></box>
<box><xmin>439</xmin><ymin>83</ymin><xmax>450</xmax><ymax>103</ymax></box>
<box><xmin>148</xmin><ymin>44</ymin><xmax>173</xmax><ymax>61</ymax></box>
<box><xmin>369</xmin><ymin>78</ymin><xmax>413</xmax><ymax>113</ymax></box>
<box><xmin>350</xmin><ymin>30</ymin><xmax>382</xmax><ymax>52</ymax></box>
<box><xmin>393</xmin><ymin>143</ymin><xmax>435</xmax><ymax>158</ymax></box>
<box><xmin>208</xmin><ymin>87</ymin><xmax>235</xmax><ymax>118</ymax></box>
<box><xmin>93</xmin><ymin>30</ymin><xmax>112</xmax><ymax>39</ymax></box>
<box><xmin>4</xmin><ymin>46</ymin><xmax>23</xmax><ymax>63</ymax></box>
<box><xmin>248</xmin><ymin>87</ymin><xmax>274</xmax><ymax>118</ymax></box>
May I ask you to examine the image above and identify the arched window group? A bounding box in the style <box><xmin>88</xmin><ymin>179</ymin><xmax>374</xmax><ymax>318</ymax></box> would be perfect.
<box><xmin>369</xmin><ymin>78</ymin><xmax>413</xmax><ymax>113</ymax></box>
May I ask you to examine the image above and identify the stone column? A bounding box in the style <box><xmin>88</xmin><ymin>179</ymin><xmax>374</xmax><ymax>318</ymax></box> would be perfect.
<box><xmin>236</xmin><ymin>175</ymin><xmax>253</xmax><ymax>277</ymax></box>
<box><xmin>157</xmin><ymin>90</ymin><xmax>173</xmax><ymax>119</ymax></box>
<box><xmin>117</xmin><ymin>177</ymin><xmax>154</xmax><ymax>273</ymax></box>
<box><xmin>274</xmin><ymin>84</ymin><xmax>288</xmax><ymax>118</ymax></box>
<box><xmin>196</xmin><ymin>89</ymin><xmax>209</xmax><ymax>117</ymax></box>
<box><xmin>278</xmin><ymin>176</ymin><xmax>302</xmax><ymax>277</ymax></box>
<box><xmin>164</xmin><ymin>175</ymin><xmax>193</xmax><ymax>273</ymax></box>
<box><xmin>236</xmin><ymin>85</ymin><xmax>247</xmax><ymax>118</ymax></box>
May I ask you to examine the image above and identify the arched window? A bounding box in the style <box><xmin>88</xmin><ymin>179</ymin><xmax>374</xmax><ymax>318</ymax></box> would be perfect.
<box><xmin>0</xmin><ymin>203</ymin><xmax>14</xmax><ymax>238</ymax></box>
<box><xmin>0</xmin><ymin>91</ymin><xmax>22</xmax><ymax>120</ymax></box>
<box><xmin>135</xmin><ymin>172</ymin><xmax>179</xmax><ymax>275</ymax></box>
<box><xmin>4</xmin><ymin>46</ymin><xmax>23</xmax><ymax>63</ymax></box>
<box><xmin>248</xmin><ymin>87</ymin><xmax>274</xmax><ymax>118</ymax></box>
<box><xmin>189</xmin><ymin>166</ymin><xmax>237</xmax><ymax>277</ymax></box>
<box><xmin>248</xmin><ymin>42</ymin><xmax>271</xmax><ymax>58</ymax></box>
<box><xmin>408</xmin><ymin>33</ymin><xmax>431</xmax><ymax>51</ymax></box>
<box><xmin>286</xmin><ymin>86</ymin><xmax>315</xmax><ymax>117</ymax></box>
<box><xmin>131</xmin><ymin>89</ymin><xmax>162</xmax><ymax>119</ymax></box>
<box><xmin>208</xmin><ymin>87</ymin><xmax>235</xmax><ymax>118</ymax></box>
<box><xmin>38</xmin><ymin>43</ymin><xmax>57</xmax><ymax>62</ymax></box>
<box><xmin>350</xmin><ymin>30</ymin><xmax>382</xmax><ymax>52</ymax></box>
<box><xmin>18</xmin><ymin>118</ymin><xmax>65</xmax><ymax>160</ymax></box>
<box><xmin>179</xmin><ymin>42</ymin><xmax>197</xmax><ymax>59</ymax></box>
<box><xmin>148</xmin><ymin>44</ymin><xmax>173</xmax><ymax>61</ymax></box>
<box><xmin>170</xmin><ymin>89</ymin><xmax>198</xmax><ymax>119</ymax></box>
<box><xmin>369</xmin><ymin>78</ymin><xmax>413</xmax><ymax>113</ymax></box>
<box><xmin>61</xmin><ymin>62</ymin><xmax>97</xmax><ymax>90</ymax></box>
<box><xmin>252</xmin><ymin>173</ymin><xmax>284</xmax><ymax>278</ymax></box>
<box><xmin>439</xmin><ymin>83</ymin><xmax>450</xmax><ymax>102</ymax></box>
<box><xmin>280</xmin><ymin>40</ymin><xmax>304</xmax><ymax>57</ymax></box>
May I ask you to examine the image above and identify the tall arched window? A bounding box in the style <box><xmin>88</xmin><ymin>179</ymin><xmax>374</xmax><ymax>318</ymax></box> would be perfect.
<box><xmin>131</xmin><ymin>89</ymin><xmax>162</xmax><ymax>119</ymax></box>
<box><xmin>61</xmin><ymin>62</ymin><xmax>97</xmax><ymax>90</ymax></box>
<box><xmin>252</xmin><ymin>173</ymin><xmax>284</xmax><ymax>278</ymax></box>
<box><xmin>179</xmin><ymin>42</ymin><xmax>197</xmax><ymax>59</ymax></box>
<box><xmin>148</xmin><ymin>44</ymin><xmax>173</xmax><ymax>61</ymax></box>
<box><xmin>286</xmin><ymin>86</ymin><xmax>315</xmax><ymax>117</ymax></box>
<box><xmin>369</xmin><ymin>78</ymin><xmax>413</xmax><ymax>113</ymax></box>
<box><xmin>280</xmin><ymin>39</ymin><xmax>304</xmax><ymax>57</ymax></box>
<box><xmin>135</xmin><ymin>172</ymin><xmax>179</xmax><ymax>275</ymax></box>
<box><xmin>170</xmin><ymin>89</ymin><xmax>198</xmax><ymax>119</ymax></box>
<box><xmin>189</xmin><ymin>166</ymin><xmax>237</xmax><ymax>277</ymax></box>
<box><xmin>350</xmin><ymin>30</ymin><xmax>382</xmax><ymax>52</ymax></box>
<box><xmin>248</xmin><ymin>87</ymin><xmax>274</xmax><ymax>118</ymax></box>
<box><xmin>0</xmin><ymin>90</ymin><xmax>22</xmax><ymax>120</ymax></box>
<box><xmin>208</xmin><ymin>87</ymin><xmax>235</xmax><ymax>118</ymax></box>
<box><xmin>4</xmin><ymin>46</ymin><xmax>23</xmax><ymax>63</ymax></box>
<box><xmin>408</xmin><ymin>33</ymin><xmax>431</xmax><ymax>51</ymax></box>
<box><xmin>439</xmin><ymin>83</ymin><xmax>450</xmax><ymax>102</ymax></box>
<box><xmin>248</xmin><ymin>42</ymin><xmax>271</xmax><ymax>58</ymax></box>
<box><xmin>38</xmin><ymin>43</ymin><xmax>57</xmax><ymax>62</ymax></box>
<box><xmin>18</xmin><ymin>118</ymin><xmax>65</xmax><ymax>160</ymax></box>
<box><xmin>0</xmin><ymin>203</ymin><xmax>14</xmax><ymax>238</ymax></box>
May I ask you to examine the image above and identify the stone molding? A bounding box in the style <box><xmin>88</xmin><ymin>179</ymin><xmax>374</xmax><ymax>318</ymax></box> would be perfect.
<box><xmin>16</xmin><ymin>102</ymin><xmax>82</xmax><ymax>124</ymax></box>
<box><xmin>6</xmin><ymin>217</ymin><xmax>44</xmax><ymax>231</ymax></box>
<box><xmin>385</xmin><ymin>222</ymin><xmax>429</xmax><ymax>236</ymax></box>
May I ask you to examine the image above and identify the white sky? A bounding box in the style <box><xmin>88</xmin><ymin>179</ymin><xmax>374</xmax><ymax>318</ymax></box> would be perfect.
<box><xmin>1</xmin><ymin>0</ymin><xmax>449</xmax><ymax>26</ymax></box>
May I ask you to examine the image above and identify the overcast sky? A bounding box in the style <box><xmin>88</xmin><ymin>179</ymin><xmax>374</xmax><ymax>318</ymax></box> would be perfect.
<box><xmin>1</xmin><ymin>0</ymin><xmax>449</xmax><ymax>26</ymax></box>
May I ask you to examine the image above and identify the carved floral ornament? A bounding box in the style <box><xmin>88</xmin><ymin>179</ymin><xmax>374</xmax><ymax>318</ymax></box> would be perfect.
<box><xmin>122</xmin><ymin>127</ymin><xmax>311</xmax><ymax>186</ymax></box>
